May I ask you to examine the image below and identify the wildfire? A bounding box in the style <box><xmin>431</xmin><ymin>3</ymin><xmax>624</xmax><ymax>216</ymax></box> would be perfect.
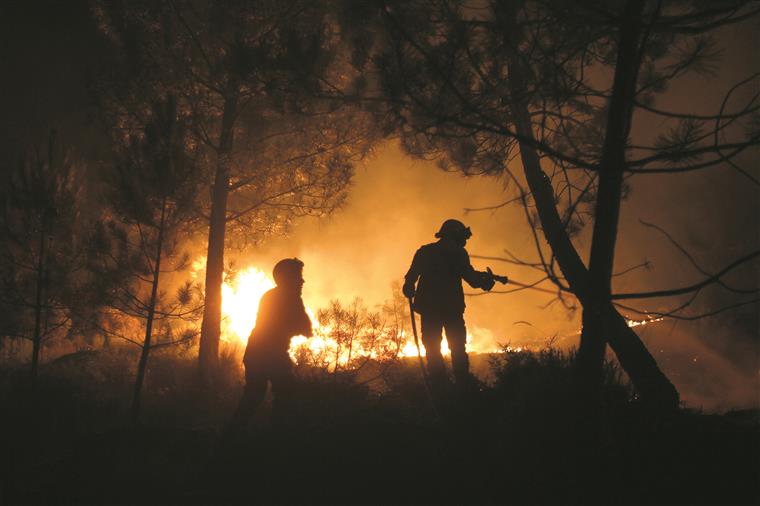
<box><xmin>221</xmin><ymin>267</ymin><xmax>276</xmax><ymax>342</ymax></box>
<box><xmin>192</xmin><ymin>258</ymin><xmax>665</xmax><ymax>367</ymax></box>
<box><xmin>399</xmin><ymin>331</ymin><xmax>452</xmax><ymax>357</ymax></box>
<box><xmin>191</xmin><ymin>259</ymin><xmax>495</xmax><ymax>365</ymax></box>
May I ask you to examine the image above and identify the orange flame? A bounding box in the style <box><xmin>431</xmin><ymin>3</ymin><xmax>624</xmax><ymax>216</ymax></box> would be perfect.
<box><xmin>193</xmin><ymin>259</ymin><xmax>499</xmax><ymax>364</ymax></box>
<box><xmin>192</xmin><ymin>258</ymin><xmax>664</xmax><ymax>366</ymax></box>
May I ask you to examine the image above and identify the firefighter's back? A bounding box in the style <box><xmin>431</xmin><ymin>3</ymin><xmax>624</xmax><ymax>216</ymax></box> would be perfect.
<box><xmin>414</xmin><ymin>241</ymin><xmax>467</xmax><ymax>315</ymax></box>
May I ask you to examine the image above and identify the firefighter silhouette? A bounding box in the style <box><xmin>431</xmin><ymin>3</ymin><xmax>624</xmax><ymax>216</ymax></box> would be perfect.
<box><xmin>404</xmin><ymin>219</ymin><xmax>498</xmax><ymax>391</ymax></box>
<box><xmin>231</xmin><ymin>258</ymin><xmax>312</xmax><ymax>428</ymax></box>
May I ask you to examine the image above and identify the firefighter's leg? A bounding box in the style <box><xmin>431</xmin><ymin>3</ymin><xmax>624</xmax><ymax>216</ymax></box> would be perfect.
<box><xmin>230</xmin><ymin>363</ymin><xmax>268</xmax><ymax>430</ymax></box>
<box><xmin>270</xmin><ymin>355</ymin><xmax>297</xmax><ymax>426</ymax></box>
<box><xmin>420</xmin><ymin>313</ymin><xmax>448</xmax><ymax>389</ymax></box>
<box><xmin>444</xmin><ymin>315</ymin><xmax>471</xmax><ymax>387</ymax></box>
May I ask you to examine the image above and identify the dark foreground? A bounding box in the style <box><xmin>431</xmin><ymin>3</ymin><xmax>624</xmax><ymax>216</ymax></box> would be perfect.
<box><xmin>1</xmin><ymin>350</ymin><xmax>758</xmax><ymax>505</ymax></box>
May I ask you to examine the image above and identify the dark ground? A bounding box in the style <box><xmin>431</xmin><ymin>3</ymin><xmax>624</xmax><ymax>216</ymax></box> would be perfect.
<box><xmin>1</xmin><ymin>350</ymin><xmax>758</xmax><ymax>505</ymax></box>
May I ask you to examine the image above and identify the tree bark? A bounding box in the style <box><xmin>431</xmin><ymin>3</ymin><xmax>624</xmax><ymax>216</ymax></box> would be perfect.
<box><xmin>198</xmin><ymin>85</ymin><xmax>239</xmax><ymax>377</ymax></box>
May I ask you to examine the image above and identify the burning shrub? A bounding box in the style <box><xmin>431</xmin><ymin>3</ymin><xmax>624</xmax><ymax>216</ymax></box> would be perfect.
<box><xmin>291</xmin><ymin>298</ymin><xmax>405</xmax><ymax>388</ymax></box>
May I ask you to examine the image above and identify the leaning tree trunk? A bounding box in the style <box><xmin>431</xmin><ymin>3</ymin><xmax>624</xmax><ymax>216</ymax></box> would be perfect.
<box><xmin>506</xmin><ymin>27</ymin><xmax>679</xmax><ymax>408</ymax></box>
<box><xmin>198</xmin><ymin>85</ymin><xmax>239</xmax><ymax>378</ymax></box>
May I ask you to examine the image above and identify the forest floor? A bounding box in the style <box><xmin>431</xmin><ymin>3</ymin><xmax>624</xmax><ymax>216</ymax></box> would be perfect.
<box><xmin>1</xmin><ymin>349</ymin><xmax>758</xmax><ymax>505</ymax></box>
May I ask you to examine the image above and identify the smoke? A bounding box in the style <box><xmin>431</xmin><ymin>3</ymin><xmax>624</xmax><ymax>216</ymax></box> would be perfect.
<box><xmin>637</xmin><ymin>320</ymin><xmax>759</xmax><ymax>412</ymax></box>
<box><xmin>1</xmin><ymin>0</ymin><xmax>756</xmax><ymax>413</ymax></box>
<box><xmin>137</xmin><ymin>20</ymin><xmax>760</xmax><ymax>412</ymax></box>
<box><xmin>229</xmin><ymin>127</ymin><xmax>758</xmax><ymax>412</ymax></box>
<box><xmin>228</xmin><ymin>143</ymin><xmax>581</xmax><ymax>353</ymax></box>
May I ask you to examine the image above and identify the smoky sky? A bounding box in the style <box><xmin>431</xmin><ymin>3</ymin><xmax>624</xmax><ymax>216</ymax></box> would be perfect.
<box><xmin>234</xmin><ymin>21</ymin><xmax>760</xmax><ymax>411</ymax></box>
<box><xmin>1</xmin><ymin>1</ymin><xmax>757</xmax><ymax>411</ymax></box>
<box><xmin>247</xmin><ymin>135</ymin><xmax>758</xmax><ymax>410</ymax></box>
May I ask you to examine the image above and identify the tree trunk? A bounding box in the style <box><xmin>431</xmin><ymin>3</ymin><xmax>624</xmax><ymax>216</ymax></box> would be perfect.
<box><xmin>580</xmin><ymin>0</ymin><xmax>645</xmax><ymax>391</ymax></box>
<box><xmin>132</xmin><ymin>198</ymin><xmax>167</xmax><ymax>424</ymax></box>
<box><xmin>30</xmin><ymin>210</ymin><xmax>48</xmax><ymax>381</ymax></box>
<box><xmin>31</xmin><ymin>132</ymin><xmax>57</xmax><ymax>380</ymax></box>
<box><xmin>198</xmin><ymin>85</ymin><xmax>239</xmax><ymax>378</ymax></box>
<box><xmin>506</xmin><ymin>26</ymin><xmax>679</xmax><ymax>409</ymax></box>
<box><xmin>604</xmin><ymin>305</ymin><xmax>678</xmax><ymax>407</ymax></box>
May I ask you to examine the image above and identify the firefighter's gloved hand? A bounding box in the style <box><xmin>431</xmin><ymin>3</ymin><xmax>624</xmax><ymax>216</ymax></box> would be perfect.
<box><xmin>402</xmin><ymin>282</ymin><xmax>416</xmax><ymax>299</ymax></box>
<box><xmin>481</xmin><ymin>271</ymin><xmax>496</xmax><ymax>291</ymax></box>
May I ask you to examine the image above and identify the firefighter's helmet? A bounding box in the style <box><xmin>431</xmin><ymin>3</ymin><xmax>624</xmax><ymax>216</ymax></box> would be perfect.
<box><xmin>272</xmin><ymin>257</ymin><xmax>304</xmax><ymax>286</ymax></box>
<box><xmin>435</xmin><ymin>219</ymin><xmax>472</xmax><ymax>240</ymax></box>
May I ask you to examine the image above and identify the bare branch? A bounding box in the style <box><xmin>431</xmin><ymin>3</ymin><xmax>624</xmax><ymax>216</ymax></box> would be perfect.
<box><xmin>612</xmin><ymin>249</ymin><xmax>760</xmax><ymax>300</ymax></box>
<box><xmin>615</xmin><ymin>297</ymin><xmax>760</xmax><ymax>321</ymax></box>
<box><xmin>639</xmin><ymin>219</ymin><xmax>758</xmax><ymax>294</ymax></box>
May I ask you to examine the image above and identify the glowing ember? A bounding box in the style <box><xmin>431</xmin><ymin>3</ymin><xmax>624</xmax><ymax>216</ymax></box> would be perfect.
<box><xmin>626</xmin><ymin>316</ymin><xmax>665</xmax><ymax>328</ymax></box>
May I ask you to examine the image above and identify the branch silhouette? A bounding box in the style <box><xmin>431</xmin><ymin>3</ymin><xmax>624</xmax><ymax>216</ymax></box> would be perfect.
<box><xmin>612</xmin><ymin>250</ymin><xmax>760</xmax><ymax>300</ymax></box>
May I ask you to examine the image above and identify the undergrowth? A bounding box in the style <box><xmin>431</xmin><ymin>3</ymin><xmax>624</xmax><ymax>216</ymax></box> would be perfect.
<box><xmin>0</xmin><ymin>347</ymin><xmax>756</xmax><ymax>505</ymax></box>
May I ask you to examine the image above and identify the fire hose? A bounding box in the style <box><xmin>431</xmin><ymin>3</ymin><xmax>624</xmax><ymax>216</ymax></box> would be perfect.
<box><xmin>407</xmin><ymin>268</ymin><xmax>508</xmax><ymax>418</ymax></box>
<box><xmin>407</xmin><ymin>297</ymin><xmax>439</xmax><ymax>420</ymax></box>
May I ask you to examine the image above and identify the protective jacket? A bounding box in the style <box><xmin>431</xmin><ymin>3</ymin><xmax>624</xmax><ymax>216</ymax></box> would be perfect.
<box><xmin>243</xmin><ymin>286</ymin><xmax>312</xmax><ymax>364</ymax></box>
<box><xmin>404</xmin><ymin>238</ymin><xmax>492</xmax><ymax>316</ymax></box>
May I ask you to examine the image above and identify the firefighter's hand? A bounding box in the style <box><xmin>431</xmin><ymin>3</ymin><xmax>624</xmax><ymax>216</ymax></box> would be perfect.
<box><xmin>402</xmin><ymin>282</ymin><xmax>416</xmax><ymax>299</ymax></box>
<box><xmin>481</xmin><ymin>270</ymin><xmax>496</xmax><ymax>291</ymax></box>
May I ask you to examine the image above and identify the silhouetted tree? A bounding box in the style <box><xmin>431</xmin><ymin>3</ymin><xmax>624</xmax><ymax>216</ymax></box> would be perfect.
<box><xmin>92</xmin><ymin>0</ymin><xmax>377</xmax><ymax>378</ymax></box>
<box><xmin>100</xmin><ymin>97</ymin><xmax>204</xmax><ymax>422</ymax></box>
<box><xmin>0</xmin><ymin>131</ymin><xmax>90</xmax><ymax>379</ymax></box>
<box><xmin>339</xmin><ymin>0</ymin><xmax>759</xmax><ymax>408</ymax></box>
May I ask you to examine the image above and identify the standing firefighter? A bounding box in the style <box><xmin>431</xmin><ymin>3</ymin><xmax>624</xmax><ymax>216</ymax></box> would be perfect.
<box><xmin>403</xmin><ymin>219</ymin><xmax>504</xmax><ymax>391</ymax></box>
<box><xmin>231</xmin><ymin>258</ymin><xmax>313</xmax><ymax>429</ymax></box>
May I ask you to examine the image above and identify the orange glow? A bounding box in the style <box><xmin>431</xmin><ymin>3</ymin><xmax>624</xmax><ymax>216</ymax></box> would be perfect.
<box><xmin>192</xmin><ymin>258</ymin><xmax>664</xmax><ymax>366</ymax></box>
<box><xmin>221</xmin><ymin>266</ymin><xmax>276</xmax><ymax>343</ymax></box>
<box><xmin>626</xmin><ymin>316</ymin><xmax>665</xmax><ymax>328</ymax></box>
<box><xmin>192</xmin><ymin>258</ymin><xmax>505</xmax><ymax>365</ymax></box>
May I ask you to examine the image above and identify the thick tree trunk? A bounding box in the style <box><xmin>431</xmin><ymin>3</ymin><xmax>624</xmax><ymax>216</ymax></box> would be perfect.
<box><xmin>604</xmin><ymin>305</ymin><xmax>678</xmax><ymax>407</ymax></box>
<box><xmin>132</xmin><ymin>198</ymin><xmax>167</xmax><ymax>424</ymax></box>
<box><xmin>507</xmin><ymin>23</ymin><xmax>679</xmax><ymax>409</ymax></box>
<box><xmin>198</xmin><ymin>86</ymin><xmax>239</xmax><ymax>377</ymax></box>
<box><xmin>580</xmin><ymin>0</ymin><xmax>645</xmax><ymax>390</ymax></box>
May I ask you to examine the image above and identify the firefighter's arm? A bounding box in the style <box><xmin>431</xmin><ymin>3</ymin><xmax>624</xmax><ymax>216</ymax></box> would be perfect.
<box><xmin>293</xmin><ymin>299</ymin><xmax>313</xmax><ymax>337</ymax></box>
<box><xmin>460</xmin><ymin>250</ymin><xmax>496</xmax><ymax>291</ymax></box>
<box><xmin>403</xmin><ymin>249</ymin><xmax>422</xmax><ymax>298</ymax></box>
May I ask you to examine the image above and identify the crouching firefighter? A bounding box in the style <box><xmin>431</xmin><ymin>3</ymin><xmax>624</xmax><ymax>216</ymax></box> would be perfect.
<box><xmin>403</xmin><ymin>219</ymin><xmax>505</xmax><ymax>393</ymax></box>
<box><xmin>231</xmin><ymin>258</ymin><xmax>313</xmax><ymax>429</ymax></box>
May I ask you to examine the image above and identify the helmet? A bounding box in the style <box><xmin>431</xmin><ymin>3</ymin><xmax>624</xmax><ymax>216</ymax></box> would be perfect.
<box><xmin>435</xmin><ymin>219</ymin><xmax>472</xmax><ymax>240</ymax></box>
<box><xmin>272</xmin><ymin>257</ymin><xmax>304</xmax><ymax>286</ymax></box>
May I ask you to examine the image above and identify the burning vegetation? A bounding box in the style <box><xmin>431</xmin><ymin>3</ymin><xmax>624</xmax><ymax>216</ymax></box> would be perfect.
<box><xmin>1</xmin><ymin>0</ymin><xmax>758</xmax><ymax>504</ymax></box>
